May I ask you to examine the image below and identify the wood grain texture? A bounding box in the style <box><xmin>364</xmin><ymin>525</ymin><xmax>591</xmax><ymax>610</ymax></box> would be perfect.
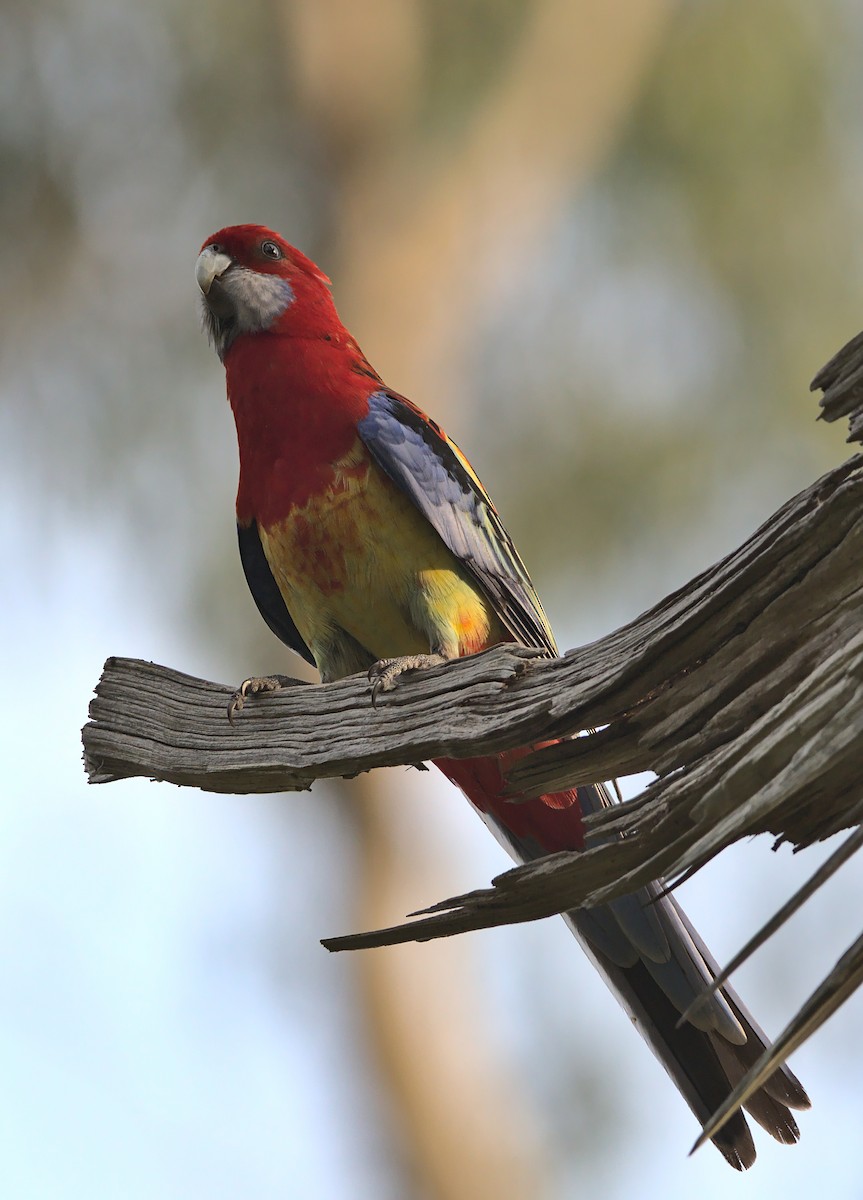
<box><xmin>81</xmin><ymin>336</ymin><xmax>863</xmax><ymax>1135</ymax></box>
<box><xmin>82</xmin><ymin>450</ymin><xmax>863</xmax><ymax>941</ymax></box>
<box><xmin>812</xmin><ymin>328</ymin><xmax>863</xmax><ymax>443</ymax></box>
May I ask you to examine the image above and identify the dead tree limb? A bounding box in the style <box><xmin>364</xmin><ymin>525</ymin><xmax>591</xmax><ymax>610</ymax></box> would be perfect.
<box><xmin>82</xmin><ymin>449</ymin><xmax>863</xmax><ymax>909</ymax></box>
<box><xmin>82</xmin><ymin>334</ymin><xmax>863</xmax><ymax>1128</ymax></box>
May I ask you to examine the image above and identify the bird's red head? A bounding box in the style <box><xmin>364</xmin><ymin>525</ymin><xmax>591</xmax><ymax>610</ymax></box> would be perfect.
<box><xmin>196</xmin><ymin>224</ymin><xmax>339</xmax><ymax>360</ymax></box>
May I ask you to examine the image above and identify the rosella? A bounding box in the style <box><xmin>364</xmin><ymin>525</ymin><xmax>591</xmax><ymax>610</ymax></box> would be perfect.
<box><xmin>196</xmin><ymin>225</ymin><xmax>809</xmax><ymax>1167</ymax></box>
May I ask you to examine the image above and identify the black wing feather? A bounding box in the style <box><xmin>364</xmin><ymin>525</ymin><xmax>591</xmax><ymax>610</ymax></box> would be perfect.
<box><xmin>237</xmin><ymin>520</ymin><xmax>315</xmax><ymax>665</ymax></box>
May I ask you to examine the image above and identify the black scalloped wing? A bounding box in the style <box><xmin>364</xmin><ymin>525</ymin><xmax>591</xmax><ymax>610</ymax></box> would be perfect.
<box><xmin>358</xmin><ymin>390</ymin><xmax>556</xmax><ymax>654</ymax></box>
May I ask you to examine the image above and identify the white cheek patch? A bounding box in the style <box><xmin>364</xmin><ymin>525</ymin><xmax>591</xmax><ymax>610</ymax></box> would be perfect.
<box><xmin>228</xmin><ymin>267</ymin><xmax>295</xmax><ymax>333</ymax></box>
<box><xmin>203</xmin><ymin>265</ymin><xmax>295</xmax><ymax>359</ymax></box>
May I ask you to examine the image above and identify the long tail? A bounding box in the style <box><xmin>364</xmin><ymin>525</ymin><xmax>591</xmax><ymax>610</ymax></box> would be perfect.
<box><xmin>435</xmin><ymin>754</ymin><xmax>810</xmax><ymax>1169</ymax></box>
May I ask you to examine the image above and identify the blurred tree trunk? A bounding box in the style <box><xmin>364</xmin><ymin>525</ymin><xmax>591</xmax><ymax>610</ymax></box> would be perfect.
<box><xmin>278</xmin><ymin>2</ymin><xmax>675</xmax><ymax>1195</ymax></box>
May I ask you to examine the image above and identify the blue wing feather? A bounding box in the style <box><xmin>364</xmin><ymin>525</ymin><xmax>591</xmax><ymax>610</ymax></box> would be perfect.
<box><xmin>358</xmin><ymin>390</ymin><xmax>556</xmax><ymax>654</ymax></box>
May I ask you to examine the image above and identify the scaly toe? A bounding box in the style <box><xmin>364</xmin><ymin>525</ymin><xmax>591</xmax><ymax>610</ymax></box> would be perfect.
<box><xmin>368</xmin><ymin>654</ymin><xmax>447</xmax><ymax>706</ymax></box>
<box><xmin>227</xmin><ymin>674</ymin><xmax>292</xmax><ymax>724</ymax></box>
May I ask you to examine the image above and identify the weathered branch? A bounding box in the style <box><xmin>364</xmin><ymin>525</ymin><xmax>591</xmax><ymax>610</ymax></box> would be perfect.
<box><xmin>812</xmin><ymin>327</ymin><xmax>863</xmax><ymax>444</ymax></box>
<box><xmin>82</xmin><ymin>644</ymin><xmax>551</xmax><ymax>792</ymax></box>
<box><xmin>82</xmin><ymin>334</ymin><xmax>863</xmax><ymax>1136</ymax></box>
<box><xmin>83</xmin><ymin>451</ymin><xmax>863</xmax><ymax>918</ymax></box>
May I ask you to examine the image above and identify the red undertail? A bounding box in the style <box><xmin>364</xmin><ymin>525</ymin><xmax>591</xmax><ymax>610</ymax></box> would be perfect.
<box><xmin>434</xmin><ymin>748</ymin><xmax>586</xmax><ymax>853</ymax></box>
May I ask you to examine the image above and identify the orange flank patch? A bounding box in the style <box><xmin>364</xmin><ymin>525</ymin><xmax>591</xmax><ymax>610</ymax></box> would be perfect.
<box><xmin>258</xmin><ymin>439</ymin><xmax>507</xmax><ymax>679</ymax></box>
<box><xmin>415</xmin><ymin>567</ymin><xmax>494</xmax><ymax>656</ymax></box>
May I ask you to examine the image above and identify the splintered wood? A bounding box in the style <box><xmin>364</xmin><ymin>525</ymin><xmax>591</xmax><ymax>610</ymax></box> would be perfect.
<box><xmin>83</xmin><ymin>334</ymin><xmax>863</xmax><ymax>1135</ymax></box>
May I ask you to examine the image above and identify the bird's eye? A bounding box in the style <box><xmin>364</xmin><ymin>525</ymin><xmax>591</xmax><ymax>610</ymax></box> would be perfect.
<box><xmin>261</xmin><ymin>240</ymin><xmax>282</xmax><ymax>260</ymax></box>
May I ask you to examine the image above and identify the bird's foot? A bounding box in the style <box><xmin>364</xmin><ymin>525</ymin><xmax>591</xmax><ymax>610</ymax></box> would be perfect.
<box><xmin>227</xmin><ymin>674</ymin><xmax>294</xmax><ymax>724</ymax></box>
<box><xmin>368</xmin><ymin>653</ymin><xmax>447</xmax><ymax>705</ymax></box>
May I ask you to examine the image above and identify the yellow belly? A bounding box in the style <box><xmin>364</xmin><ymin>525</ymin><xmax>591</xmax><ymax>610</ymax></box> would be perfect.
<box><xmin>258</xmin><ymin>444</ymin><xmax>504</xmax><ymax>680</ymax></box>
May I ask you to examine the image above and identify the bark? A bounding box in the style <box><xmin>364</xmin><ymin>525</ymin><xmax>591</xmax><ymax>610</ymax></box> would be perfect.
<box><xmin>82</xmin><ymin>335</ymin><xmax>863</xmax><ymax>1139</ymax></box>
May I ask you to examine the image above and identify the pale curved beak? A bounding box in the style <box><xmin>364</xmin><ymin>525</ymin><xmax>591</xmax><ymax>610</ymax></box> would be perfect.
<box><xmin>195</xmin><ymin>246</ymin><xmax>233</xmax><ymax>295</ymax></box>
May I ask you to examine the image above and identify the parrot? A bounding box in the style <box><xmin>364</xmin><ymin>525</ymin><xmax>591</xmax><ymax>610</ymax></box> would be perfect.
<box><xmin>196</xmin><ymin>224</ymin><xmax>809</xmax><ymax>1168</ymax></box>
